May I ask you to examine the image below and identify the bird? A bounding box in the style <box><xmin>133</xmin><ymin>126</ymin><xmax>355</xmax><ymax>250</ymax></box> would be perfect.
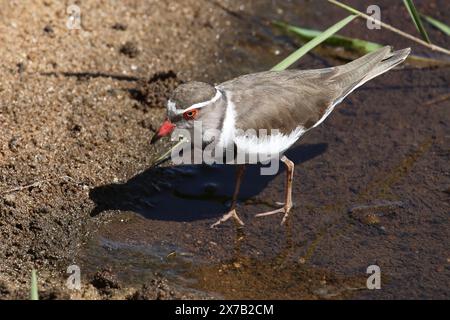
<box><xmin>150</xmin><ymin>46</ymin><xmax>411</xmax><ymax>228</ymax></box>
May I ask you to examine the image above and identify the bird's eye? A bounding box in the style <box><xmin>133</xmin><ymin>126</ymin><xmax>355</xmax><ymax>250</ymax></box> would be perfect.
<box><xmin>183</xmin><ymin>108</ymin><xmax>198</xmax><ymax>120</ymax></box>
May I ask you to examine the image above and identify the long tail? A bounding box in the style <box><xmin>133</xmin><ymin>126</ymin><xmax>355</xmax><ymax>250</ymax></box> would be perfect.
<box><xmin>332</xmin><ymin>46</ymin><xmax>411</xmax><ymax>103</ymax></box>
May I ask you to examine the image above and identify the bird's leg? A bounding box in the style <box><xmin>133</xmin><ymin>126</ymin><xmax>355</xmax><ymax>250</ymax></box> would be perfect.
<box><xmin>211</xmin><ymin>165</ymin><xmax>245</xmax><ymax>228</ymax></box>
<box><xmin>255</xmin><ymin>155</ymin><xmax>294</xmax><ymax>225</ymax></box>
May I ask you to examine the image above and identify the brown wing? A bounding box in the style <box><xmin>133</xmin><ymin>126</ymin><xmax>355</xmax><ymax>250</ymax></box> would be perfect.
<box><xmin>217</xmin><ymin>46</ymin><xmax>408</xmax><ymax>135</ymax></box>
<box><xmin>218</xmin><ymin>68</ymin><xmax>339</xmax><ymax>134</ymax></box>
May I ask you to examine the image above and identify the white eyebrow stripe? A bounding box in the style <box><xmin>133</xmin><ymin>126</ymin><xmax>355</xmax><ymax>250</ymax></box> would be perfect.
<box><xmin>167</xmin><ymin>100</ymin><xmax>178</xmax><ymax>114</ymax></box>
<box><xmin>181</xmin><ymin>89</ymin><xmax>222</xmax><ymax>113</ymax></box>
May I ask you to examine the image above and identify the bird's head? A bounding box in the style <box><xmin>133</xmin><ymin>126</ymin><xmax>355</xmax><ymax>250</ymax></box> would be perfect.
<box><xmin>151</xmin><ymin>81</ymin><xmax>226</xmax><ymax>144</ymax></box>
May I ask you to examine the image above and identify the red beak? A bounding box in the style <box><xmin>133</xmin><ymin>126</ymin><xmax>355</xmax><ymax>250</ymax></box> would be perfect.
<box><xmin>151</xmin><ymin>119</ymin><xmax>175</xmax><ymax>144</ymax></box>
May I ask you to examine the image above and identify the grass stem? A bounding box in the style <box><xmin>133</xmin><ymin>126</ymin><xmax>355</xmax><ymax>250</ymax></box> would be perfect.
<box><xmin>328</xmin><ymin>0</ymin><xmax>450</xmax><ymax>56</ymax></box>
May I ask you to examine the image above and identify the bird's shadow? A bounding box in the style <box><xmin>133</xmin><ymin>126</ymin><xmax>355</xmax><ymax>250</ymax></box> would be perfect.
<box><xmin>89</xmin><ymin>143</ymin><xmax>327</xmax><ymax>222</ymax></box>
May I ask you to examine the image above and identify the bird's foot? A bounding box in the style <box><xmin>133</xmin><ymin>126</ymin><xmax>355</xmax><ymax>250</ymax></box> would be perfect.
<box><xmin>255</xmin><ymin>203</ymin><xmax>292</xmax><ymax>225</ymax></box>
<box><xmin>210</xmin><ymin>209</ymin><xmax>244</xmax><ymax>228</ymax></box>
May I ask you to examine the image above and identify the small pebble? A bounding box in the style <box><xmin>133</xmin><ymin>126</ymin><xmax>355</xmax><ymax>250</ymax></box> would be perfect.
<box><xmin>8</xmin><ymin>137</ymin><xmax>20</xmax><ymax>152</ymax></box>
<box><xmin>43</xmin><ymin>25</ymin><xmax>54</xmax><ymax>34</ymax></box>
<box><xmin>17</xmin><ymin>62</ymin><xmax>26</xmax><ymax>74</ymax></box>
<box><xmin>119</xmin><ymin>41</ymin><xmax>140</xmax><ymax>58</ymax></box>
<box><xmin>112</xmin><ymin>23</ymin><xmax>127</xmax><ymax>31</ymax></box>
<box><xmin>3</xmin><ymin>194</ymin><xmax>16</xmax><ymax>207</ymax></box>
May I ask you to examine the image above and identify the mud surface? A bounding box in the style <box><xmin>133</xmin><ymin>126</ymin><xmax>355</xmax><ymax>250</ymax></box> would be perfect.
<box><xmin>0</xmin><ymin>0</ymin><xmax>449</xmax><ymax>299</ymax></box>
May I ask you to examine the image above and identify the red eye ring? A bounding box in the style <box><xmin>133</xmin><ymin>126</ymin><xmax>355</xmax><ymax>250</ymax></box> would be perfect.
<box><xmin>183</xmin><ymin>108</ymin><xmax>198</xmax><ymax>120</ymax></box>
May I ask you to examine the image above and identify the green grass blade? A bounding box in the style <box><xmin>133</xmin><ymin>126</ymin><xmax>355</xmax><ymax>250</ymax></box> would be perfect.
<box><xmin>30</xmin><ymin>269</ymin><xmax>39</xmax><ymax>300</ymax></box>
<box><xmin>275</xmin><ymin>21</ymin><xmax>450</xmax><ymax>67</ymax></box>
<box><xmin>274</xmin><ymin>21</ymin><xmax>383</xmax><ymax>54</ymax></box>
<box><xmin>271</xmin><ymin>14</ymin><xmax>358</xmax><ymax>71</ymax></box>
<box><xmin>421</xmin><ymin>14</ymin><xmax>450</xmax><ymax>36</ymax></box>
<box><xmin>328</xmin><ymin>0</ymin><xmax>450</xmax><ymax>56</ymax></box>
<box><xmin>403</xmin><ymin>0</ymin><xmax>431</xmax><ymax>43</ymax></box>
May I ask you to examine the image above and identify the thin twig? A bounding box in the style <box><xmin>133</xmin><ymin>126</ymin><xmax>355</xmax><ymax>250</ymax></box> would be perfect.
<box><xmin>1</xmin><ymin>175</ymin><xmax>80</xmax><ymax>195</ymax></box>
<box><xmin>423</xmin><ymin>93</ymin><xmax>450</xmax><ymax>106</ymax></box>
<box><xmin>328</xmin><ymin>0</ymin><xmax>450</xmax><ymax>56</ymax></box>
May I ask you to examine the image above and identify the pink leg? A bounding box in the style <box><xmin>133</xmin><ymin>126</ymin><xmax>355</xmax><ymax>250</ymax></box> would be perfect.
<box><xmin>211</xmin><ymin>165</ymin><xmax>245</xmax><ymax>228</ymax></box>
<box><xmin>255</xmin><ymin>155</ymin><xmax>294</xmax><ymax>225</ymax></box>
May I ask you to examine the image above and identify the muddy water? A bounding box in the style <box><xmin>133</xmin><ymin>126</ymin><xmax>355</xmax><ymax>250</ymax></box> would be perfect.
<box><xmin>79</xmin><ymin>0</ymin><xmax>450</xmax><ymax>299</ymax></box>
<box><xmin>86</xmin><ymin>144</ymin><xmax>361</xmax><ymax>299</ymax></box>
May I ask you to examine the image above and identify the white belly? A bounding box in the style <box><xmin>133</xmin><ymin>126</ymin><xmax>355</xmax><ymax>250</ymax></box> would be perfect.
<box><xmin>234</xmin><ymin>126</ymin><xmax>305</xmax><ymax>158</ymax></box>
